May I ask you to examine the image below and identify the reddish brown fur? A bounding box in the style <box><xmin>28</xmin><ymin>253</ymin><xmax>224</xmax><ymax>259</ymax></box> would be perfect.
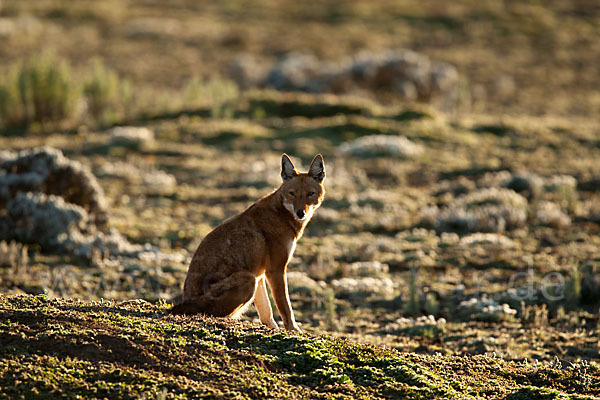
<box><xmin>171</xmin><ymin>154</ymin><xmax>325</xmax><ymax>331</ymax></box>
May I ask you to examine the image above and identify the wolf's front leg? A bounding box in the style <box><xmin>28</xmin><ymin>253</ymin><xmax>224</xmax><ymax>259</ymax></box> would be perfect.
<box><xmin>254</xmin><ymin>276</ymin><xmax>278</xmax><ymax>329</ymax></box>
<box><xmin>266</xmin><ymin>271</ymin><xmax>301</xmax><ymax>332</ymax></box>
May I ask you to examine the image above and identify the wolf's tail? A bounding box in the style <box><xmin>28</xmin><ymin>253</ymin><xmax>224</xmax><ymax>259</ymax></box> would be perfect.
<box><xmin>169</xmin><ymin>301</ymin><xmax>207</xmax><ymax>315</ymax></box>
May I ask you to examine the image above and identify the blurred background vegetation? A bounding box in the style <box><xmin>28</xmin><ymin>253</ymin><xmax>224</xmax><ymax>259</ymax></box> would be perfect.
<box><xmin>1</xmin><ymin>0</ymin><xmax>600</xmax><ymax>132</ymax></box>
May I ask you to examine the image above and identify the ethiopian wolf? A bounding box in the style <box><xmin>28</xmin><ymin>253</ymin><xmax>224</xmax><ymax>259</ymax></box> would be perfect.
<box><xmin>171</xmin><ymin>154</ymin><xmax>325</xmax><ymax>332</ymax></box>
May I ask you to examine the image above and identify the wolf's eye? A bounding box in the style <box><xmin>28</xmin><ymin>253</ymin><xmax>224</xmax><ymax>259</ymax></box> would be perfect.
<box><xmin>289</xmin><ymin>191</ymin><xmax>295</xmax><ymax>197</ymax></box>
<box><xmin>307</xmin><ymin>191</ymin><xmax>315</xmax><ymax>196</ymax></box>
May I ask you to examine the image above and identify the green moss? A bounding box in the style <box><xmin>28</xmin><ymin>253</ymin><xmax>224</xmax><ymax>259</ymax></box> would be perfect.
<box><xmin>0</xmin><ymin>292</ymin><xmax>598</xmax><ymax>399</ymax></box>
<box><xmin>506</xmin><ymin>386</ymin><xmax>577</xmax><ymax>400</ymax></box>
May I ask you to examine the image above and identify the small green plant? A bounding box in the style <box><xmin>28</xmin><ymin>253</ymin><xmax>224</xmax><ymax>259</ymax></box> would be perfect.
<box><xmin>424</xmin><ymin>292</ymin><xmax>439</xmax><ymax>316</ymax></box>
<box><xmin>183</xmin><ymin>76</ymin><xmax>239</xmax><ymax>118</ymax></box>
<box><xmin>565</xmin><ymin>263</ymin><xmax>581</xmax><ymax>306</ymax></box>
<box><xmin>404</xmin><ymin>265</ymin><xmax>420</xmax><ymax>315</ymax></box>
<box><xmin>534</xmin><ymin>304</ymin><xmax>548</xmax><ymax>327</ymax></box>
<box><xmin>16</xmin><ymin>55</ymin><xmax>78</xmax><ymax>128</ymax></box>
<box><xmin>520</xmin><ymin>302</ymin><xmax>548</xmax><ymax>327</ymax></box>
<box><xmin>324</xmin><ymin>287</ymin><xmax>338</xmax><ymax>331</ymax></box>
<box><xmin>83</xmin><ymin>59</ymin><xmax>128</xmax><ymax>124</ymax></box>
<box><xmin>0</xmin><ymin>67</ymin><xmax>23</xmax><ymax>128</ymax></box>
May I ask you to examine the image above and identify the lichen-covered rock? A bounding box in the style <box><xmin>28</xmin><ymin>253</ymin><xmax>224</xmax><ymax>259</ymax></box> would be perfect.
<box><xmin>534</xmin><ymin>201</ymin><xmax>571</xmax><ymax>228</ymax></box>
<box><xmin>109</xmin><ymin>126</ymin><xmax>154</xmax><ymax>148</ymax></box>
<box><xmin>265</xmin><ymin>52</ymin><xmax>325</xmax><ymax>92</ymax></box>
<box><xmin>331</xmin><ymin>277</ymin><xmax>395</xmax><ymax>297</ymax></box>
<box><xmin>383</xmin><ymin>314</ymin><xmax>446</xmax><ymax>338</ymax></box>
<box><xmin>393</xmin><ymin>314</ymin><xmax>446</xmax><ymax>328</ymax></box>
<box><xmin>0</xmin><ymin>147</ymin><xmax>182</xmax><ymax>262</ymax></box>
<box><xmin>228</xmin><ymin>55</ymin><xmax>268</xmax><ymax>89</ymax></box>
<box><xmin>333</xmin><ymin>50</ymin><xmax>459</xmax><ymax>103</ymax></box>
<box><xmin>233</xmin><ymin>50</ymin><xmax>459</xmax><ymax>105</ymax></box>
<box><xmin>72</xmin><ymin>228</ymin><xmax>144</xmax><ymax>259</ymax></box>
<box><xmin>96</xmin><ymin>161</ymin><xmax>141</xmax><ymax>181</ymax></box>
<box><xmin>505</xmin><ymin>172</ymin><xmax>544</xmax><ymax>199</ymax></box>
<box><xmin>142</xmin><ymin>170</ymin><xmax>177</xmax><ymax>192</ymax></box>
<box><xmin>0</xmin><ymin>147</ymin><xmax>107</xmax><ymax>226</ymax></box>
<box><xmin>287</xmin><ymin>271</ymin><xmax>327</xmax><ymax>298</ymax></box>
<box><xmin>458</xmin><ymin>296</ymin><xmax>517</xmax><ymax>322</ymax></box>
<box><xmin>477</xmin><ymin>170</ymin><xmax>512</xmax><ymax>189</ymax></box>
<box><xmin>434</xmin><ymin>188</ymin><xmax>528</xmax><ymax>233</ymax></box>
<box><xmin>477</xmin><ymin>171</ymin><xmax>575</xmax><ymax>201</ymax></box>
<box><xmin>434</xmin><ymin>177</ymin><xmax>477</xmax><ymax>197</ymax></box>
<box><xmin>0</xmin><ymin>191</ymin><xmax>183</xmax><ymax>263</ymax></box>
<box><xmin>1</xmin><ymin>192</ymin><xmax>90</xmax><ymax>250</ymax></box>
<box><xmin>339</xmin><ymin>135</ymin><xmax>424</xmax><ymax>159</ymax></box>
<box><xmin>347</xmin><ymin>261</ymin><xmax>389</xmax><ymax>276</ymax></box>
<box><xmin>459</xmin><ymin>233</ymin><xmax>515</xmax><ymax>249</ymax></box>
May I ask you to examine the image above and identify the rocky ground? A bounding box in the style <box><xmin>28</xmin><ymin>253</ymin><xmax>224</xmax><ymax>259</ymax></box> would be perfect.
<box><xmin>1</xmin><ymin>91</ymin><xmax>598</xmax><ymax>365</ymax></box>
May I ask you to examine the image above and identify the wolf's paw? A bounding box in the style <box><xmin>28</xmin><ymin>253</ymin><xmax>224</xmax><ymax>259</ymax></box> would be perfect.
<box><xmin>285</xmin><ymin>322</ymin><xmax>302</xmax><ymax>333</ymax></box>
<box><xmin>263</xmin><ymin>318</ymin><xmax>278</xmax><ymax>329</ymax></box>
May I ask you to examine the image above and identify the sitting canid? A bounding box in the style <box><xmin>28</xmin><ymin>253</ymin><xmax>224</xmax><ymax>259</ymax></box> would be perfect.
<box><xmin>171</xmin><ymin>154</ymin><xmax>325</xmax><ymax>331</ymax></box>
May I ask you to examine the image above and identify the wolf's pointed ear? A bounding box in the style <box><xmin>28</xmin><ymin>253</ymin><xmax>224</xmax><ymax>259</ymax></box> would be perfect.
<box><xmin>281</xmin><ymin>154</ymin><xmax>298</xmax><ymax>182</ymax></box>
<box><xmin>308</xmin><ymin>154</ymin><xmax>325</xmax><ymax>183</ymax></box>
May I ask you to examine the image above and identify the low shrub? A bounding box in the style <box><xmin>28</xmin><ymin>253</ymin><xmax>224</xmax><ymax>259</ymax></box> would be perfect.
<box><xmin>0</xmin><ymin>55</ymin><xmax>78</xmax><ymax>129</ymax></box>
<box><xmin>84</xmin><ymin>59</ymin><xmax>130</xmax><ymax>123</ymax></box>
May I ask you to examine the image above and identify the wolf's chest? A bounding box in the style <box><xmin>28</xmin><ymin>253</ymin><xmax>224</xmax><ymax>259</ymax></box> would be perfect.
<box><xmin>286</xmin><ymin>239</ymin><xmax>297</xmax><ymax>264</ymax></box>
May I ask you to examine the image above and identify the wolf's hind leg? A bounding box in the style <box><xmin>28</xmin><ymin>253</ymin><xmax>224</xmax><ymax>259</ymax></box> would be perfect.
<box><xmin>203</xmin><ymin>271</ymin><xmax>257</xmax><ymax>318</ymax></box>
<box><xmin>170</xmin><ymin>271</ymin><xmax>256</xmax><ymax>317</ymax></box>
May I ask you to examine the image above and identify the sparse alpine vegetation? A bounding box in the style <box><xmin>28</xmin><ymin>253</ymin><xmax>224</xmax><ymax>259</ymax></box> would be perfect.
<box><xmin>1</xmin><ymin>294</ymin><xmax>598</xmax><ymax>400</ymax></box>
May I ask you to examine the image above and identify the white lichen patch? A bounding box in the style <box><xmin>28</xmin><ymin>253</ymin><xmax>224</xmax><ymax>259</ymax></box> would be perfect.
<box><xmin>458</xmin><ymin>296</ymin><xmax>517</xmax><ymax>322</ymax></box>
<box><xmin>347</xmin><ymin>261</ymin><xmax>389</xmax><ymax>276</ymax></box>
<box><xmin>534</xmin><ymin>201</ymin><xmax>571</xmax><ymax>228</ymax></box>
<box><xmin>0</xmin><ymin>147</ymin><xmax>107</xmax><ymax>224</ymax></box>
<box><xmin>109</xmin><ymin>126</ymin><xmax>155</xmax><ymax>147</ymax></box>
<box><xmin>459</xmin><ymin>233</ymin><xmax>515</xmax><ymax>249</ymax></box>
<box><xmin>339</xmin><ymin>135</ymin><xmax>424</xmax><ymax>159</ymax></box>
<box><xmin>287</xmin><ymin>271</ymin><xmax>327</xmax><ymax>296</ymax></box>
<box><xmin>434</xmin><ymin>188</ymin><xmax>528</xmax><ymax>233</ymax></box>
<box><xmin>331</xmin><ymin>277</ymin><xmax>395</xmax><ymax>297</ymax></box>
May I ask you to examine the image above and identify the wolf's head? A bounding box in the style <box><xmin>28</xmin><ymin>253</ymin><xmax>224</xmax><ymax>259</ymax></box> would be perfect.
<box><xmin>279</xmin><ymin>154</ymin><xmax>325</xmax><ymax>221</ymax></box>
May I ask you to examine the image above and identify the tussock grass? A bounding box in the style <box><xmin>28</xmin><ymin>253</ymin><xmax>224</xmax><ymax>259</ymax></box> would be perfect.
<box><xmin>0</xmin><ymin>55</ymin><xmax>77</xmax><ymax>130</ymax></box>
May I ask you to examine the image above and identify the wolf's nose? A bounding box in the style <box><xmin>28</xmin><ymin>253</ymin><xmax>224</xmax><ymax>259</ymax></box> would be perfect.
<box><xmin>296</xmin><ymin>209</ymin><xmax>305</xmax><ymax>219</ymax></box>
